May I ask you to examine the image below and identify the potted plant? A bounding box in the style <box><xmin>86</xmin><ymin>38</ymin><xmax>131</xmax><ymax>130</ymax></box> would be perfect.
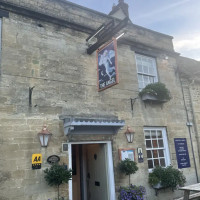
<box><xmin>118</xmin><ymin>158</ymin><xmax>138</xmax><ymax>186</ymax></box>
<box><xmin>148</xmin><ymin>166</ymin><xmax>165</xmax><ymax>189</ymax></box>
<box><xmin>139</xmin><ymin>82</ymin><xmax>171</xmax><ymax>103</ymax></box>
<box><xmin>44</xmin><ymin>164</ymin><xmax>72</xmax><ymax>200</ymax></box>
<box><xmin>118</xmin><ymin>159</ymin><xmax>146</xmax><ymax>200</ymax></box>
<box><xmin>148</xmin><ymin>166</ymin><xmax>186</xmax><ymax>191</ymax></box>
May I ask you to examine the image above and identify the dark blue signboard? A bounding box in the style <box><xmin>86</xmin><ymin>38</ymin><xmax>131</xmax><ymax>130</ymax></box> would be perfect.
<box><xmin>174</xmin><ymin>138</ymin><xmax>190</xmax><ymax>168</ymax></box>
<box><xmin>97</xmin><ymin>39</ymin><xmax>119</xmax><ymax>91</ymax></box>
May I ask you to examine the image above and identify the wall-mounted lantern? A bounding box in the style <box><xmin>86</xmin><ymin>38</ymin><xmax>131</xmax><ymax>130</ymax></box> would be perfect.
<box><xmin>38</xmin><ymin>124</ymin><xmax>52</xmax><ymax>147</ymax></box>
<box><xmin>124</xmin><ymin>126</ymin><xmax>135</xmax><ymax>143</ymax></box>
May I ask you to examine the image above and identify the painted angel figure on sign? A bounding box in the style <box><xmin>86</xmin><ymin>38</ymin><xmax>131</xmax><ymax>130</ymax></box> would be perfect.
<box><xmin>97</xmin><ymin>39</ymin><xmax>119</xmax><ymax>91</ymax></box>
<box><xmin>99</xmin><ymin>49</ymin><xmax>116</xmax><ymax>80</ymax></box>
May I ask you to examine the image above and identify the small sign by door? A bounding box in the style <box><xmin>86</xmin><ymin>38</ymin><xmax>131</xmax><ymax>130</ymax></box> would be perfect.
<box><xmin>32</xmin><ymin>154</ymin><xmax>42</xmax><ymax>169</ymax></box>
<box><xmin>119</xmin><ymin>148</ymin><xmax>135</xmax><ymax>161</ymax></box>
<box><xmin>137</xmin><ymin>148</ymin><xmax>144</xmax><ymax>163</ymax></box>
<box><xmin>47</xmin><ymin>155</ymin><xmax>60</xmax><ymax>165</ymax></box>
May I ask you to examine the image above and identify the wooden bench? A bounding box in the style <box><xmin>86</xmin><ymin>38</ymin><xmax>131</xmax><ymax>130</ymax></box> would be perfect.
<box><xmin>174</xmin><ymin>192</ymin><xmax>200</xmax><ymax>200</ymax></box>
<box><xmin>177</xmin><ymin>183</ymin><xmax>200</xmax><ymax>200</ymax></box>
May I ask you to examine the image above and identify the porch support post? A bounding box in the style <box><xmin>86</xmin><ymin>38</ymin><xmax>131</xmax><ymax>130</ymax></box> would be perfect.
<box><xmin>107</xmin><ymin>141</ymin><xmax>116</xmax><ymax>200</ymax></box>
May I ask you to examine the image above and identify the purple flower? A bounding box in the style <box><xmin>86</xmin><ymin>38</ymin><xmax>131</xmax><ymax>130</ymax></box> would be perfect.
<box><xmin>119</xmin><ymin>185</ymin><xmax>146</xmax><ymax>200</ymax></box>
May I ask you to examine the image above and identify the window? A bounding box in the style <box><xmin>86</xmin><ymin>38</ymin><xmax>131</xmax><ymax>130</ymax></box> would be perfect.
<box><xmin>144</xmin><ymin>127</ymin><xmax>170</xmax><ymax>172</ymax></box>
<box><xmin>135</xmin><ymin>54</ymin><xmax>158</xmax><ymax>90</ymax></box>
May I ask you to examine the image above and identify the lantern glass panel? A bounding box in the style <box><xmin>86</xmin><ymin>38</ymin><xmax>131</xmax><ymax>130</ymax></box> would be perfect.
<box><xmin>130</xmin><ymin>133</ymin><xmax>134</xmax><ymax>142</ymax></box>
<box><xmin>44</xmin><ymin>135</ymin><xmax>49</xmax><ymax>146</ymax></box>
<box><xmin>127</xmin><ymin>133</ymin><xmax>131</xmax><ymax>142</ymax></box>
<box><xmin>125</xmin><ymin>132</ymin><xmax>134</xmax><ymax>143</ymax></box>
<box><xmin>39</xmin><ymin>135</ymin><xmax>44</xmax><ymax>146</ymax></box>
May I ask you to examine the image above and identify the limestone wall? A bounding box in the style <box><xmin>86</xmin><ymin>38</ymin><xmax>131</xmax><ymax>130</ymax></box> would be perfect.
<box><xmin>0</xmin><ymin>0</ymin><xmax>174</xmax><ymax>52</ymax></box>
<box><xmin>0</xmin><ymin>1</ymin><xmax>199</xmax><ymax>200</ymax></box>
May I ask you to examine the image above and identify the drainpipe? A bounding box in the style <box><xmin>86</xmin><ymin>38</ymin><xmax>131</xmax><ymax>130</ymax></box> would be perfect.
<box><xmin>188</xmin><ymin>82</ymin><xmax>200</xmax><ymax>179</ymax></box>
<box><xmin>179</xmin><ymin>77</ymin><xmax>199</xmax><ymax>183</ymax></box>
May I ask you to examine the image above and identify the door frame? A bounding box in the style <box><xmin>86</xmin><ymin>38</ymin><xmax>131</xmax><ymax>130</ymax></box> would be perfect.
<box><xmin>68</xmin><ymin>141</ymin><xmax>115</xmax><ymax>200</ymax></box>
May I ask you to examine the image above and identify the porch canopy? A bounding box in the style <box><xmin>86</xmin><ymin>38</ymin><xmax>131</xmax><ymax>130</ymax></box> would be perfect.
<box><xmin>59</xmin><ymin>116</ymin><xmax>125</xmax><ymax>135</ymax></box>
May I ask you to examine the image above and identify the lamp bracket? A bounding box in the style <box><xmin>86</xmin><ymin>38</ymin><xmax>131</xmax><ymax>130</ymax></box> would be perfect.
<box><xmin>29</xmin><ymin>86</ymin><xmax>35</xmax><ymax>107</ymax></box>
<box><xmin>130</xmin><ymin>97</ymin><xmax>138</xmax><ymax>117</ymax></box>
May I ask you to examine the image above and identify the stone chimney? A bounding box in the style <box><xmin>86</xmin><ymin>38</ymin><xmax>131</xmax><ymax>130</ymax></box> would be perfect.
<box><xmin>109</xmin><ymin>0</ymin><xmax>129</xmax><ymax>20</ymax></box>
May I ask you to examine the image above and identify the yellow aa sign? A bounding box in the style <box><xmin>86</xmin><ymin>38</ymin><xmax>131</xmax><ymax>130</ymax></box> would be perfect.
<box><xmin>32</xmin><ymin>154</ymin><xmax>42</xmax><ymax>164</ymax></box>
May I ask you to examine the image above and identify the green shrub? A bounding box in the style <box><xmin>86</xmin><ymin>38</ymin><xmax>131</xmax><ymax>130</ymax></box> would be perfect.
<box><xmin>139</xmin><ymin>82</ymin><xmax>171</xmax><ymax>101</ymax></box>
<box><xmin>118</xmin><ymin>158</ymin><xmax>138</xmax><ymax>185</ymax></box>
<box><xmin>44</xmin><ymin>164</ymin><xmax>72</xmax><ymax>200</ymax></box>
<box><xmin>148</xmin><ymin>166</ymin><xmax>186</xmax><ymax>190</ymax></box>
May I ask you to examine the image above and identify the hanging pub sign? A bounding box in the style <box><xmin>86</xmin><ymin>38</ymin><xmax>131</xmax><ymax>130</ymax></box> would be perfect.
<box><xmin>174</xmin><ymin>138</ymin><xmax>191</xmax><ymax>168</ymax></box>
<box><xmin>97</xmin><ymin>38</ymin><xmax>119</xmax><ymax>91</ymax></box>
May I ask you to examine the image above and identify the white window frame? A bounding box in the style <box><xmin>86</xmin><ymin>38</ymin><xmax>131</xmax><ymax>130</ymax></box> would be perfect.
<box><xmin>135</xmin><ymin>54</ymin><xmax>158</xmax><ymax>90</ymax></box>
<box><xmin>144</xmin><ymin>127</ymin><xmax>171</xmax><ymax>172</ymax></box>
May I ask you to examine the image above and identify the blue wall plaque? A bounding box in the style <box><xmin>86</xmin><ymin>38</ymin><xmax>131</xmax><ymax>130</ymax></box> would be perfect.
<box><xmin>174</xmin><ymin>138</ymin><xmax>190</xmax><ymax>168</ymax></box>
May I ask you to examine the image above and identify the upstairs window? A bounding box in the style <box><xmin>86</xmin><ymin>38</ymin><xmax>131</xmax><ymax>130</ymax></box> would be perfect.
<box><xmin>135</xmin><ymin>54</ymin><xmax>158</xmax><ymax>90</ymax></box>
<box><xmin>144</xmin><ymin>127</ymin><xmax>170</xmax><ymax>172</ymax></box>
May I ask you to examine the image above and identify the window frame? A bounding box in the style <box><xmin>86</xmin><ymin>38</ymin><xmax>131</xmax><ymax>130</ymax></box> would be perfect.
<box><xmin>135</xmin><ymin>53</ymin><xmax>158</xmax><ymax>90</ymax></box>
<box><xmin>144</xmin><ymin>127</ymin><xmax>171</xmax><ymax>172</ymax></box>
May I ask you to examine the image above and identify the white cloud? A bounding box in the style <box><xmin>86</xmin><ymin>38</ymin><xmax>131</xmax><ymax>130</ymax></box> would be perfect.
<box><xmin>173</xmin><ymin>32</ymin><xmax>200</xmax><ymax>61</ymax></box>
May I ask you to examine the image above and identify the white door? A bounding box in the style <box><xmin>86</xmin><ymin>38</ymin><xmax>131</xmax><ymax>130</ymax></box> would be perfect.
<box><xmin>86</xmin><ymin>144</ymin><xmax>108</xmax><ymax>200</ymax></box>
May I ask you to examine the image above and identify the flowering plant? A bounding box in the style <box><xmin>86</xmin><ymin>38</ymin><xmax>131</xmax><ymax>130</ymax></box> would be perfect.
<box><xmin>118</xmin><ymin>184</ymin><xmax>146</xmax><ymax>200</ymax></box>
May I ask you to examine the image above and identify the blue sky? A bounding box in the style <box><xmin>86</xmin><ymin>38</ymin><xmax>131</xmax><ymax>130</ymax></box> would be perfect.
<box><xmin>68</xmin><ymin>0</ymin><xmax>200</xmax><ymax>61</ymax></box>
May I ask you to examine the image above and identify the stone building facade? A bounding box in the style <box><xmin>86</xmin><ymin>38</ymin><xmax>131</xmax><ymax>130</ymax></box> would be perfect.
<box><xmin>0</xmin><ymin>0</ymin><xmax>199</xmax><ymax>200</ymax></box>
<box><xmin>177</xmin><ymin>56</ymin><xmax>200</xmax><ymax>184</ymax></box>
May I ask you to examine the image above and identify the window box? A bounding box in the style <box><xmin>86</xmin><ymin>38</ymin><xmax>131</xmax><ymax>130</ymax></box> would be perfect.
<box><xmin>141</xmin><ymin>93</ymin><xmax>168</xmax><ymax>103</ymax></box>
<box><xmin>139</xmin><ymin>82</ymin><xmax>171</xmax><ymax>103</ymax></box>
<box><xmin>152</xmin><ymin>182</ymin><xmax>164</xmax><ymax>196</ymax></box>
<box><xmin>153</xmin><ymin>182</ymin><xmax>163</xmax><ymax>189</ymax></box>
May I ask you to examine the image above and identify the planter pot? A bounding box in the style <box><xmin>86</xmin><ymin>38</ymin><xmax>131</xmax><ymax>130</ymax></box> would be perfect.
<box><xmin>141</xmin><ymin>94</ymin><xmax>168</xmax><ymax>103</ymax></box>
<box><xmin>153</xmin><ymin>182</ymin><xmax>165</xmax><ymax>196</ymax></box>
<box><xmin>50</xmin><ymin>197</ymin><xmax>67</xmax><ymax>200</ymax></box>
<box><xmin>153</xmin><ymin>182</ymin><xmax>164</xmax><ymax>189</ymax></box>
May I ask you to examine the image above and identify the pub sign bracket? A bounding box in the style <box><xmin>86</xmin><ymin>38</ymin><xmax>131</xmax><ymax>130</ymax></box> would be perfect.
<box><xmin>86</xmin><ymin>17</ymin><xmax>129</xmax><ymax>55</ymax></box>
